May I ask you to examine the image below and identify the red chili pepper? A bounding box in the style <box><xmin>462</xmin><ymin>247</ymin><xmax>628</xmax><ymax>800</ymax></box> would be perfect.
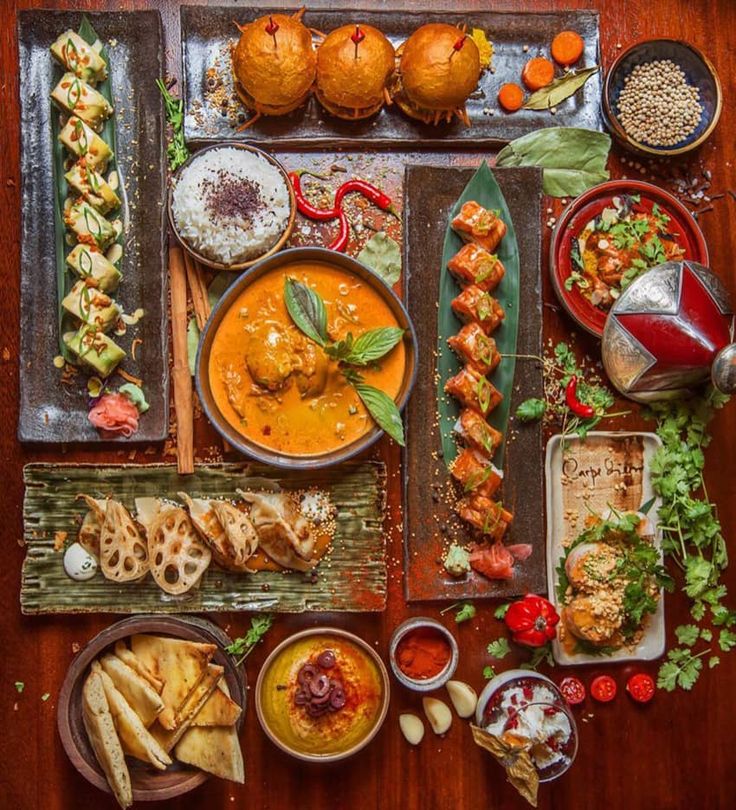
<box><xmin>504</xmin><ymin>594</ymin><xmax>560</xmax><ymax>648</ymax></box>
<box><xmin>558</xmin><ymin>676</ymin><xmax>586</xmax><ymax>705</ymax></box>
<box><xmin>565</xmin><ymin>375</ymin><xmax>595</xmax><ymax>419</ymax></box>
<box><xmin>335</xmin><ymin>179</ymin><xmax>399</xmax><ymax>219</ymax></box>
<box><xmin>288</xmin><ymin>171</ymin><xmax>340</xmax><ymax>222</ymax></box>
<box><xmin>626</xmin><ymin>673</ymin><xmax>655</xmax><ymax>703</ymax></box>
<box><xmin>327</xmin><ymin>209</ymin><xmax>350</xmax><ymax>252</ymax></box>
<box><xmin>590</xmin><ymin>675</ymin><xmax>617</xmax><ymax>703</ymax></box>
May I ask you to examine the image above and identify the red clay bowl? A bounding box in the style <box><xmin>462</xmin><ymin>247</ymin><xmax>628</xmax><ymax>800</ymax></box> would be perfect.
<box><xmin>550</xmin><ymin>180</ymin><xmax>709</xmax><ymax>337</ymax></box>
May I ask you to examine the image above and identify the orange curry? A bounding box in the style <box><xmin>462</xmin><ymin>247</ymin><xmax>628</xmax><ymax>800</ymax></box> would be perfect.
<box><xmin>208</xmin><ymin>260</ymin><xmax>406</xmax><ymax>456</ymax></box>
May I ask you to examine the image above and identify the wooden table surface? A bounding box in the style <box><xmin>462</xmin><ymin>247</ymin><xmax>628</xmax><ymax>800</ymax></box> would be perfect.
<box><xmin>2</xmin><ymin>1</ymin><xmax>736</xmax><ymax>808</ymax></box>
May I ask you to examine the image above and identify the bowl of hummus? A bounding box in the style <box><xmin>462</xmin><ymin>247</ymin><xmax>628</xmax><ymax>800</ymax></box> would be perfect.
<box><xmin>255</xmin><ymin>628</ymin><xmax>389</xmax><ymax>761</ymax></box>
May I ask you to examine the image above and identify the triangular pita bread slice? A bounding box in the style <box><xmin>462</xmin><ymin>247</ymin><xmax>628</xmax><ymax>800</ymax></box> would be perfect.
<box><xmin>147</xmin><ymin>507</ymin><xmax>211</xmax><ymax>595</ymax></box>
<box><xmin>81</xmin><ymin>669</ymin><xmax>133</xmax><ymax>809</ymax></box>
<box><xmin>175</xmin><ymin>681</ymin><xmax>244</xmax><ymax>783</ymax></box>
<box><xmin>130</xmin><ymin>635</ymin><xmax>216</xmax><ymax>731</ymax></box>
<box><xmin>114</xmin><ymin>641</ymin><xmax>165</xmax><ymax>694</ymax></box>
<box><xmin>99</xmin><ymin>654</ymin><xmax>165</xmax><ymax>727</ymax></box>
<box><xmin>99</xmin><ymin>499</ymin><xmax>149</xmax><ymax>583</ymax></box>
<box><xmin>190</xmin><ymin>680</ymin><xmax>242</xmax><ymax>727</ymax></box>
<box><xmin>150</xmin><ymin>664</ymin><xmax>223</xmax><ymax>752</ymax></box>
<box><xmin>93</xmin><ymin>662</ymin><xmax>172</xmax><ymax>771</ymax></box>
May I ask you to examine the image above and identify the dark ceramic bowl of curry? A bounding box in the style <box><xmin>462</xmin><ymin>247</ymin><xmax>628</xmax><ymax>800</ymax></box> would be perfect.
<box><xmin>196</xmin><ymin>246</ymin><xmax>418</xmax><ymax>469</ymax></box>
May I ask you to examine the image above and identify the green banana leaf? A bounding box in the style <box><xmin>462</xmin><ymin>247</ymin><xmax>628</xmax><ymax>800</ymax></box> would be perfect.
<box><xmin>436</xmin><ymin>161</ymin><xmax>520</xmax><ymax>469</ymax></box>
<box><xmin>52</xmin><ymin>16</ymin><xmax>123</xmax><ymax>361</ymax></box>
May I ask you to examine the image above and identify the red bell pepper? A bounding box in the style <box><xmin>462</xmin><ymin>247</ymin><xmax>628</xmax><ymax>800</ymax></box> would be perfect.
<box><xmin>504</xmin><ymin>593</ymin><xmax>560</xmax><ymax>647</ymax></box>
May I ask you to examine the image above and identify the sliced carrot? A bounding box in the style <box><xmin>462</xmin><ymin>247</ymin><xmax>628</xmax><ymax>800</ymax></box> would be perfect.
<box><xmin>521</xmin><ymin>57</ymin><xmax>555</xmax><ymax>91</ymax></box>
<box><xmin>498</xmin><ymin>83</ymin><xmax>524</xmax><ymax>112</ymax></box>
<box><xmin>551</xmin><ymin>31</ymin><xmax>585</xmax><ymax>66</ymax></box>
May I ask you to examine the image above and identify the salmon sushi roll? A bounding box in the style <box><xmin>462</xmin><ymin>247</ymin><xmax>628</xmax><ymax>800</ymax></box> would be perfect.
<box><xmin>447</xmin><ymin>323</ymin><xmax>501</xmax><ymax>376</ymax></box>
<box><xmin>451</xmin><ymin>285</ymin><xmax>505</xmax><ymax>334</ymax></box>
<box><xmin>450</xmin><ymin>448</ymin><xmax>503</xmax><ymax>498</ymax></box>
<box><xmin>456</xmin><ymin>494</ymin><xmax>513</xmax><ymax>540</ymax></box>
<box><xmin>454</xmin><ymin>408</ymin><xmax>503</xmax><ymax>457</ymax></box>
<box><xmin>444</xmin><ymin>366</ymin><xmax>503</xmax><ymax>416</ymax></box>
<box><xmin>447</xmin><ymin>244</ymin><xmax>505</xmax><ymax>292</ymax></box>
<box><xmin>451</xmin><ymin>201</ymin><xmax>507</xmax><ymax>252</ymax></box>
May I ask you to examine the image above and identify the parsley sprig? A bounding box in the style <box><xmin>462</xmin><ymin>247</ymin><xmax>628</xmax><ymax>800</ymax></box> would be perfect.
<box><xmin>646</xmin><ymin>387</ymin><xmax>734</xmax><ymax>691</ymax></box>
<box><xmin>225</xmin><ymin>615</ymin><xmax>274</xmax><ymax>667</ymax></box>
<box><xmin>156</xmin><ymin>79</ymin><xmax>189</xmax><ymax>171</ymax></box>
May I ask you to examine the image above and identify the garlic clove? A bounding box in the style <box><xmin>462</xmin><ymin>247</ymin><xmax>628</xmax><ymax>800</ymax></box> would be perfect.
<box><xmin>399</xmin><ymin>713</ymin><xmax>425</xmax><ymax>745</ymax></box>
<box><xmin>446</xmin><ymin>680</ymin><xmax>478</xmax><ymax>718</ymax></box>
<box><xmin>422</xmin><ymin>697</ymin><xmax>453</xmax><ymax>735</ymax></box>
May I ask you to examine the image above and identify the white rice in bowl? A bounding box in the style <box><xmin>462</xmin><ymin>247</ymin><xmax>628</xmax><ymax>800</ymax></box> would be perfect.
<box><xmin>172</xmin><ymin>146</ymin><xmax>291</xmax><ymax>265</ymax></box>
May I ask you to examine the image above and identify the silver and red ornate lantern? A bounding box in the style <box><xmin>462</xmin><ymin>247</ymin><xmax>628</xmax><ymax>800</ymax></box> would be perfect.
<box><xmin>602</xmin><ymin>261</ymin><xmax>736</xmax><ymax>402</ymax></box>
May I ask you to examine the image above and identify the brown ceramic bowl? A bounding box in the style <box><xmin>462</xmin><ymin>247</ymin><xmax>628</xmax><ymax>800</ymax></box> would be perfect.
<box><xmin>195</xmin><ymin>246</ymin><xmax>418</xmax><ymax>469</ymax></box>
<box><xmin>57</xmin><ymin>615</ymin><xmax>246</xmax><ymax>803</ymax></box>
<box><xmin>167</xmin><ymin>141</ymin><xmax>296</xmax><ymax>271</ymax></box>
<box><xmin>255</xmin><ymin>627</ymin><xmax>390</xmax><ymax>762</ymax></box>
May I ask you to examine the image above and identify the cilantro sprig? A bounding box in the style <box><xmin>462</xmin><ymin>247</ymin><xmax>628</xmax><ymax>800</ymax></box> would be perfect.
<box><xmin>156</xmin><ymin>79</ymin><xmax>189</xmax><ymax>171</ymax></box>
<box><xmin>225</xmin><ymin>615</ymin><xmax>274</xmax><ymax>667</ymax></box>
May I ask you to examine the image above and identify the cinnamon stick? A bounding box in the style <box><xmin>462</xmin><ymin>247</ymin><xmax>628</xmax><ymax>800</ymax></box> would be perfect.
<box><xmin>169</xmin><ymin>245</ymin><xmax>194</xmax><ymax>475</ymax></box>
<box><xmin>183</xmin><ymin>251</ymin><xmax>211</xmax><ymax>331</ymax></box>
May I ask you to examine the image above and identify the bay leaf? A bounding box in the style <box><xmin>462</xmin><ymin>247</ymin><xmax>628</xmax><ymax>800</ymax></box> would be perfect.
<box><xmin>522</xmin><ymin>66</ymin><xmax>599</xmax><ymax>111</ymax></box>
<box><xmin>496</xmin><ymin>127</ymin><xmax>611</xmax><ymax>197</ymax></box>
<box><xmin>356</xmin><ymin>232</ymin><xmax>401</xmax><ymax>286</ymax></box>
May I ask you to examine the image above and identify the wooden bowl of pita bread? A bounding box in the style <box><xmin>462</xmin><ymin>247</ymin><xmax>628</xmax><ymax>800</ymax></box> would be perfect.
<box><xmin>57</xmin><ymin>615</ymin><xmax>246</xmax><ymax>806</ymax></box>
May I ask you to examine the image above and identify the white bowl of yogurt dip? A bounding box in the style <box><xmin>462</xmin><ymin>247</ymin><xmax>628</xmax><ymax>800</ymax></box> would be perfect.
<box><xmin>475</xmin><ymin>669</ymin><xmax>578</xmax><ymax>782</ymax></box>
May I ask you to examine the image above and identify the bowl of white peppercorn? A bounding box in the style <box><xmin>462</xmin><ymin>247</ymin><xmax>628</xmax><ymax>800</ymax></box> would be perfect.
<box><xmin>603</xmin><ymin>39</ymin><xmax>722</xmax><ymax>157</ymax></box>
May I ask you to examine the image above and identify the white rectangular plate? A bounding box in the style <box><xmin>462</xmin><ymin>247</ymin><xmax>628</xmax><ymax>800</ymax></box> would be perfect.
<box><xmin>545</xmin><ymin>431</ymin><xmax>665</xmax><ymax>665</ymax></box>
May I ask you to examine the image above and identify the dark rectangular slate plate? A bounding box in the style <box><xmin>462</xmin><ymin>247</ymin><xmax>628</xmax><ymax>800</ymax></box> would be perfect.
<box><xmin>403</xmin><ymin>166</ymin><xmax>545</xmax><ymax>601</ymax></box>
<box><xmin>17</xmin><ymin>11</ymin><xmax>169</xmax><ymax>443</ymax></box>
<box><xmin>182</xmin><ymin>6</ymin><xmax>602</xmax><ymax>148</ymax></box>
<box><xmin>21</xmin><ymin>461</ymin><xmax>387</xmax><ymax>614</ymax></box>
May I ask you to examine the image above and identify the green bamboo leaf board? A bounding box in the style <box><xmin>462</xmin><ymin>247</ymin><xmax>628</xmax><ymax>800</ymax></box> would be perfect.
<box><xmin>21</xmin><ymin>462</ymin><xmax>387</xmax><ymax>614</ymax></box>
<box><xmin>436</xmin><ymin>161</ymin><xmax>520</xmax><ymax>468</ymax></box>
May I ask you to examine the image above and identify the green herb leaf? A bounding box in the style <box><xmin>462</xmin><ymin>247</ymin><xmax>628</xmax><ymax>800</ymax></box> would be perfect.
<box><xmin>700</xmin><ymin>628</ymin><xmax>713</xmax><ymax>642</ymax></box>
<box><xmin>225</xmin><ymin>615</ymin><xmax>274</xmax><ymax>665</ymax></box>
<box><xmin>487</xmin><ymin>638</ymin><xmax>511</xmax><ymax>659</ymax></box>
<box><xmin>675</xmin><ymin>624</ymin><xmax>700</xmax><ymax>647</ymax></box>
<box><xmin>709</xmin><ymin>655</ymin><xmax>720</xmax><ymax>669</ymax></box>
<box><xmin>483</xmin><ymin>665</ymin><xmax>496</xmax><ymax>679</ymax></box>
<box><xmin>455</xmin><ymin>602</ymin><xmax>476</xmax><ymax>623</ymax></box>
<box><xmin>516</xmin><ymin>398</ymin><xmax>546</xmax><ymax>422</ymax></box>
<box><xmin>718</xmin><ymin>629</ymin><xmax>736</xmax><ymax>652</ymax></box>
<box><xmin>156</xmin><ymin>78</ymin><xmax>190</xmax><ymax>171</ymax></box>
<box><xmin>496</xmin><ymin>127</ymin><xmax>611</xmax><ymax>197</ymax></box>
<box><xmin>14</xmin><ymin>681</ymin><xmax>24</xmax><ymax>693</ymax></box>
<box><xmin>523</xmin><ymin>66</ymin><xmax>600</xmax><ymax>111</ymax></box>
<box><xmin>494</xmin><ymin>603</ymin><xmax>510</xmax><ymax>620</ymax></box>
<box><xmin>520</xmin><ymin>643</ymin><xmax>555</xmax><ymax>671</ymax></box>
<box><xmin>657</xmin><ymin>647</ymin><xmax>707</xmax><ymax>691</ymax></box>
<box><xmin>356</xmin><ymin>232</ymin><xmax>401</xmax><ymax>286</ymax></box>
<box><xmin>340</xmin><ymin>327</ymin><xmax>404</xmax><ymax>366</ymax></box>
<box><xmin>354</xmin><ymin>383</ymin><xmax>405</xmax><ymax>446</ymax></box>
<box><xmin>41</xmin><ymin>693</ymin><xmax>51</xmax><ymax>702</ymax></box>
<box><xmin>284</xmin><ymin>277</ymin><xmax>328</xmax><ymax>347</ymax></box>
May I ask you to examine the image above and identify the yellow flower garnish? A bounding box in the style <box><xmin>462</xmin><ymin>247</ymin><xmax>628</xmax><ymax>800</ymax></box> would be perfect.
<box><xmin>471</xmin><ymin>28</ymin><xmax>494</xmax><ymax>70</ymax></box>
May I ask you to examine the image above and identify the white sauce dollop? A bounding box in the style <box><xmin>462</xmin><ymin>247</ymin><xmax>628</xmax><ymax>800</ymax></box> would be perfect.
<box><xmin>63</xmin><ymin>542</ymin><xmax>98</xmax><ymax>581</ymax></box>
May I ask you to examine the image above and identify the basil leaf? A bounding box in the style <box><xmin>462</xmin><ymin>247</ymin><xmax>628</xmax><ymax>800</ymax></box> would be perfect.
<box><xmin>516</xmin><ymin>398</ymin><xmax>546</xmax><ymax>422</ymax></box>
<box><xmin>522</xmin><ymin>66</ymin><xmax>600</xmax><ymax>111</ymax></box>
<box><xmin>284</xmin><ymin>277</ymin><xmax>328</xmax><ymax>347</ymax></box>
<box><xmin>342</xmin><ymin>327</ymin><xmax>404</xmax><ymax>366</ymax></box>
<box><xmin>354</xmin><ymin>383</ymin><xmax>405</xmax><ymax>445</ymax></box>
<box><xmin>496</xmin><ymin>127</ymin><xmax>611</xmax><ymax>198</ymax></box>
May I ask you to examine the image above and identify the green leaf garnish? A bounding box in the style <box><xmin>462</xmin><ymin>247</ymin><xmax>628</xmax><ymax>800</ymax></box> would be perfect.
<box><xmin>284</xmin><ymin>277</ymin><xmax>328</xmax><ymax>347</ymax></box>
<box><xmin>225</xmin><ymin>615</ymin><xmax>274</xmax><ymax>666</ymax></box>
<box><xmin>340</xmin><ymin>327</ymin><xmax>404</xmax><ymax>366</ymax></box>
<box><xmin>515</xmin><ymin>397</ymin><xmax>546</xmax><ymax>422</ymax></box>
<box><xmin>354</xmin><ymin>383</ymin><xmax>405</xmax><ymax>446</ymax></box>
<box><xmin>486</xmin><ymin>638</ymin><xmax>510</xmax><ymax>659</ymax></box>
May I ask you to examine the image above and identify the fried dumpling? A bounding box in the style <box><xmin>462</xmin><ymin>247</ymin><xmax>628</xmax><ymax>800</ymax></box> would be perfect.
<box><xmin>147</xmin><ymin>507</ymin><xmax>211</xmax><ymax>595</ymax></box>
<box><xmin>237</xmin><ymin>490</ymin><xmax>315</xmax><ymax>571</ymax></box>
<box><xmin>99</xmin><ymin>499</ymin><xmax>149</xmax><ymax>583</ymax></box>
<box><xmin>180</xmin><ymin>493</ymin><xmax>258</xmax><ymax>573</ymax></box>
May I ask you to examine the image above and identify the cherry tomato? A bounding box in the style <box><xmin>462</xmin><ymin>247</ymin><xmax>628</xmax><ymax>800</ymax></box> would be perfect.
<box><xmin>558</xmin><ymin>676</ymin><xmax>586</xmax><ymax>705</ymax></box>
<box><xmin>626</xmin><ymin>673</ymin><xmax>655</xmax><ymax>703</ymax></box>
<box><xmin>590</xmin><ymin>675</ymin><xmax>617</xmax><ymax>703</ymax></box>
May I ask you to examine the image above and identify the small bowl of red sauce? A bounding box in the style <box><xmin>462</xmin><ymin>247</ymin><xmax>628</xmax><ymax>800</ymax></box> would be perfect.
<box><xmin>389</xmin><ymin>617</ymin><xmax>458</xmax><ymax>692</ymax></box>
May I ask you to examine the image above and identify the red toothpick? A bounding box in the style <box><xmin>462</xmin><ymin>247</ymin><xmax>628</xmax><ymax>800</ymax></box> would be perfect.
<box><xmin>351</xmin><ymin>24</ymin><xmax>365</xmax><ymax>60</ymax></box>
<box><xmin>450</xmin><ymin>34</ymin><xmax>466</xmax><ymax>59</ymax></box>
<box><xmin>265</xmin><ymin>16</ymin><xmax>279</xmax><ymax>48</ymax></box>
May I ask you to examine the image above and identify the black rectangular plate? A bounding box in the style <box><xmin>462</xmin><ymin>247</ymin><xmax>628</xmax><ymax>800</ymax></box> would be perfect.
<box><xmin>403</xmin><ymin>165</ymin><xmax>545</xmax><ymax>601</ymax></box>
<box><xmin>182</xmin><ymin>5</ymin><xmax>603</xmax><ymax>148</ymax></box>
<box><xmin>17</xmin><ymin>10</ymin><xmax>169</xmax><ymax>443</ymax></box>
